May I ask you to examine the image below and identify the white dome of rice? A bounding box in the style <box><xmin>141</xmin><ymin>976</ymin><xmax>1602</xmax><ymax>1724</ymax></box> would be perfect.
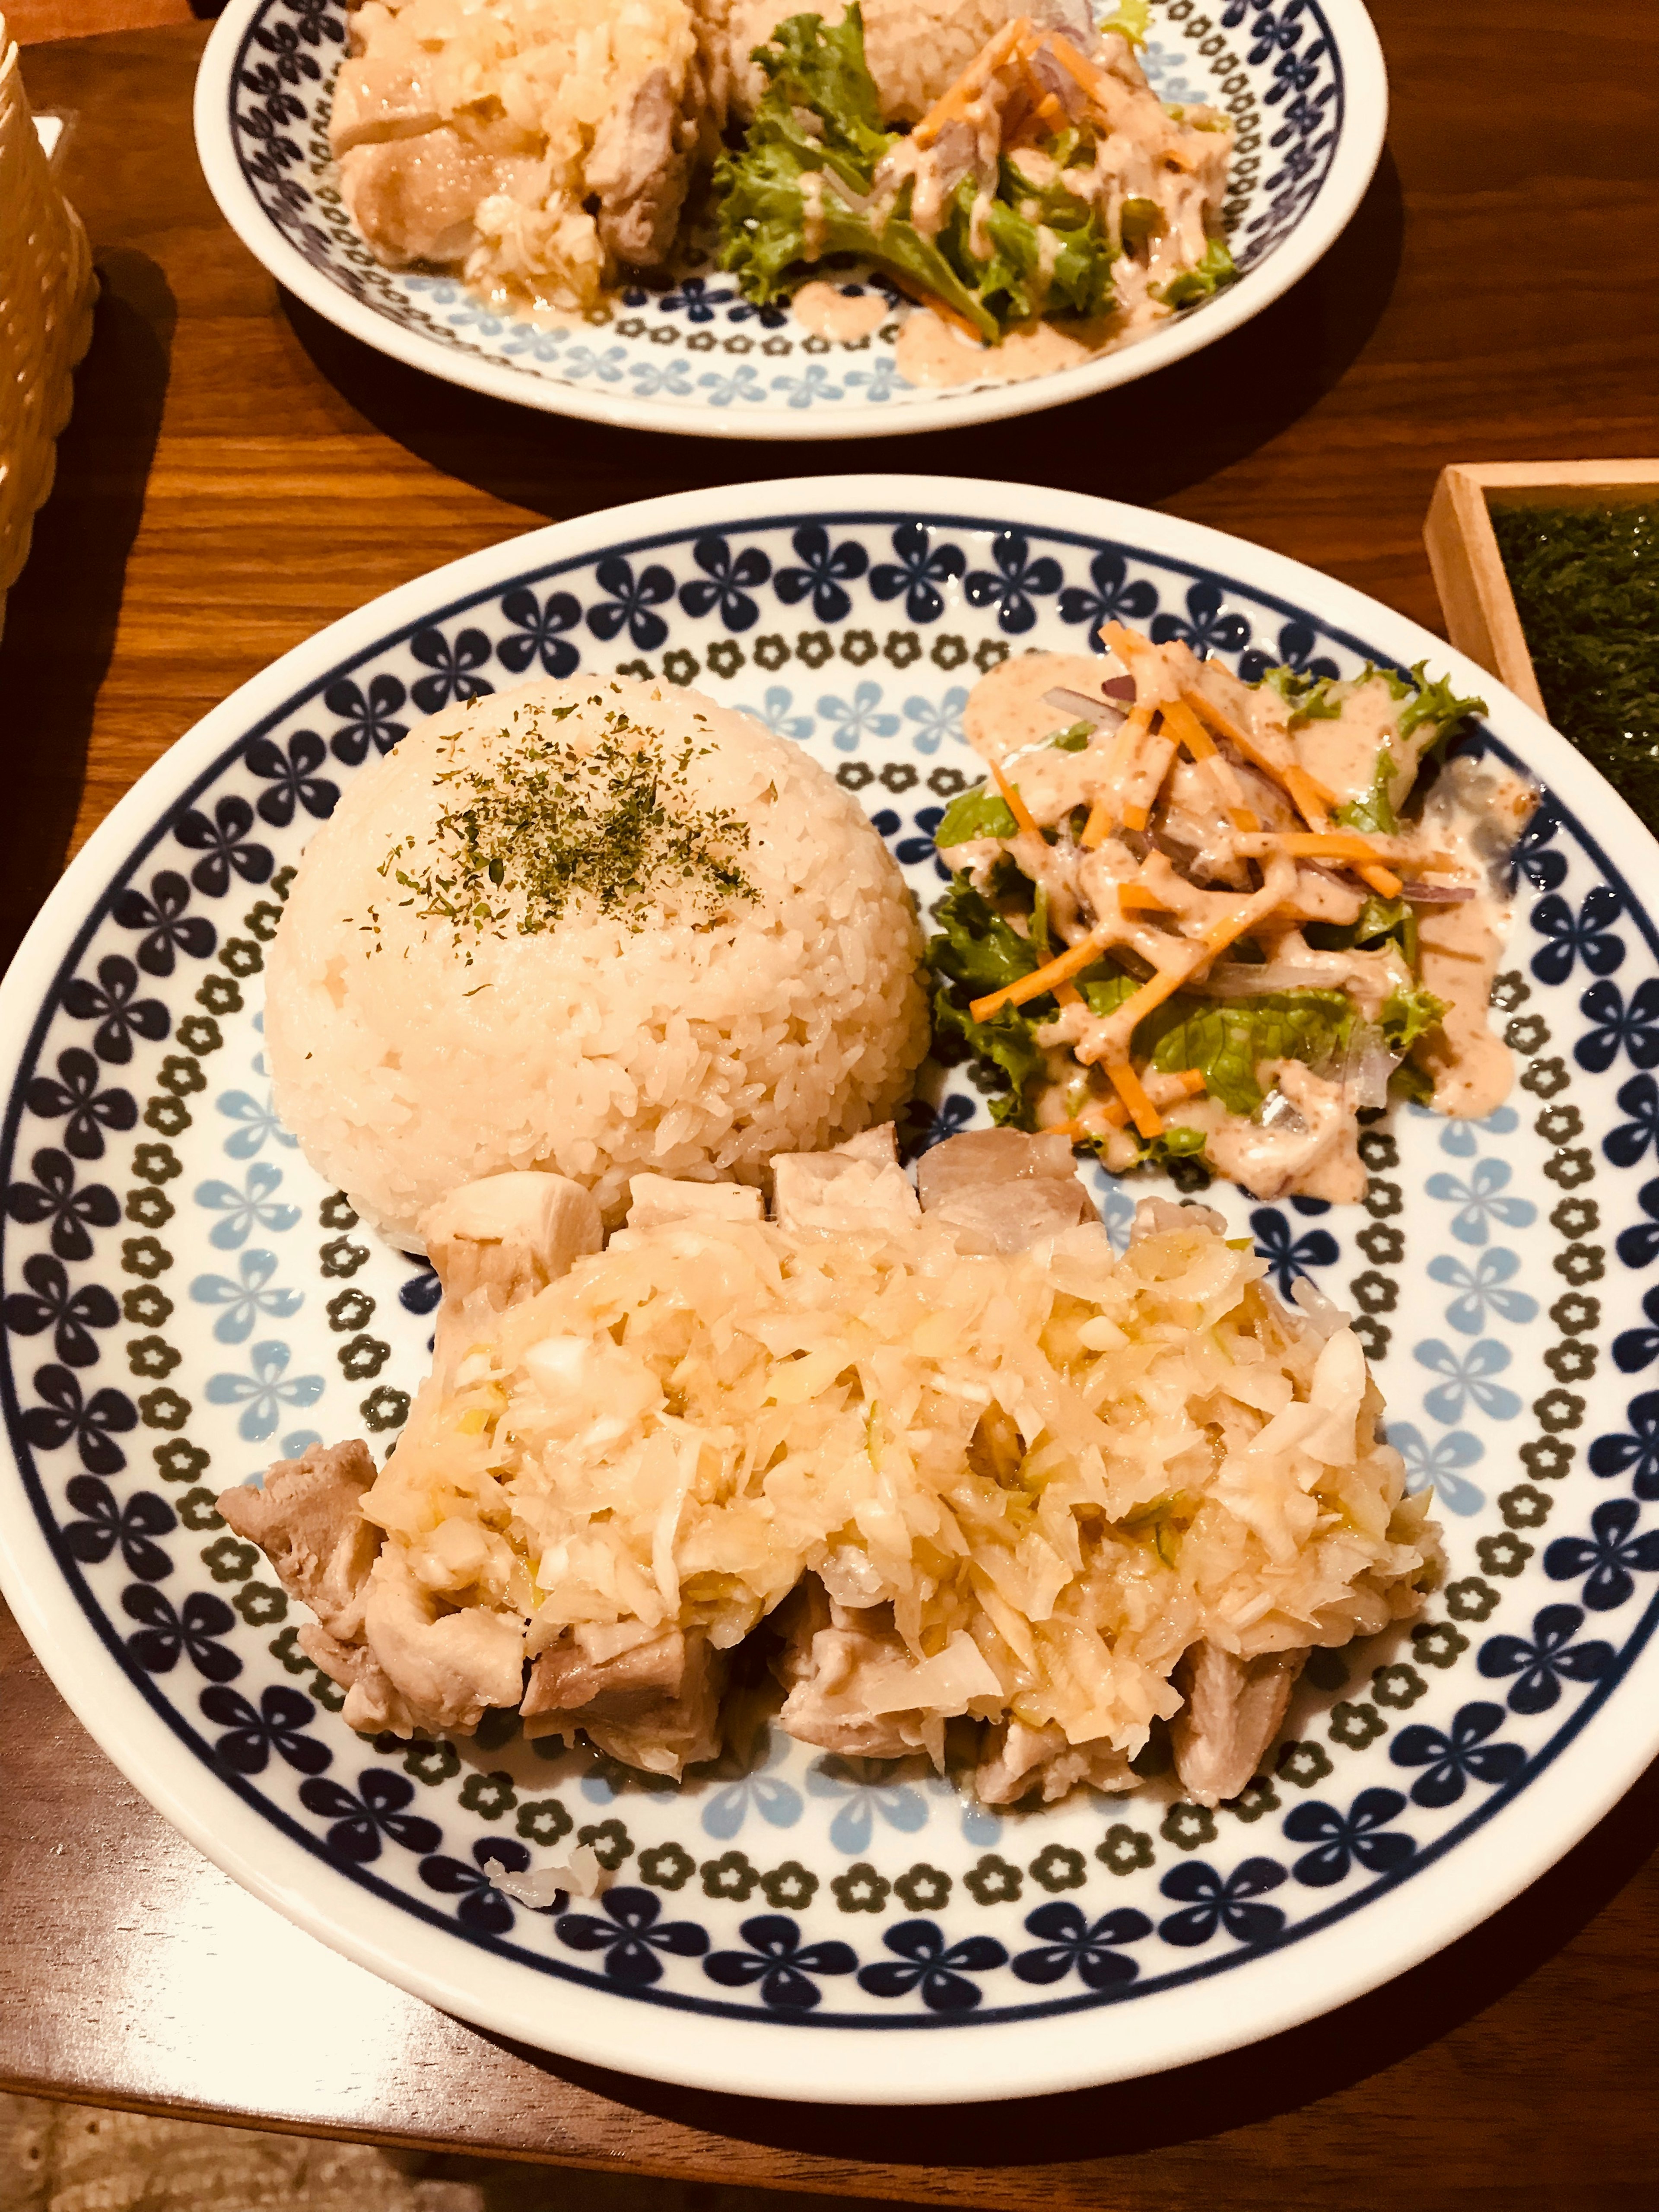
<box><xmin>265</xmin><ymin>675</ymin><xmax>929</xmax><ymax>1243</ymax></box>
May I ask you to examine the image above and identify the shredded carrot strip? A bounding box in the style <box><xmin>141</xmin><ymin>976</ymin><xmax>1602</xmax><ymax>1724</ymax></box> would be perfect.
<box><xmin>1122</xmin><ymin>803</ymin><xmax>1149</xmax><ymax>833</ymax></box>
<box><xmin>912</xmin><ymin>17</ymin><xmax>1031</xmax><ymax>143</ymax></box>
<box><xmin>1172</xmin><ymin>1068</ymin><xmax>1208</xmax><ymax>1096</ymax></box>
<box><xmin>1046</xmin><ymin>32</ymin><xmax>1120</xmax><ymax>118</ymax></box>
<box><xmin>969</xmin><ymin>932</ymin><xmax>1106</xmax><ymax>1021</ymax></box>
<box><xmin>1054</xmin><ymin>981</ymin><xmax>1082</xmax><ymax>1007</ymax></box>
<box><xmin>1271</xmin><ymin>831</ymin><xmax>1395</xmax><ymax>864</ymax></box>
<box><xmin>1101</xmin><ymin>1096</ymin><xmax>1132</xmax><ymax>1128</ymax></box>
<box><xmin>1106</xmin><ymin>1060</ymin><xmax>1163</xmax><ymax>1140</ymax></box>
<box><xmin>1080</xmin><ymin>798</ymin><xmax>1114</xmax><ymax>849</ymax></box>
<box><xmin>1051</xmin><ymin>1100</ymin><xmax>1131</xmax><ymax>1135</ymax></box>
<box><xmin>1202</xmin><ymin>899</ymin><xmax>1272</xmax><ymax>957</ymax></box>
<box><xmin>1097</xmin><ymin>960</ymin><xmax>1192</xmax><ymax>1040</ymax></box>
<box><xmin>992</xmin><ymin>761</ymin><xmax>1040</xmax><ymax>838</ymax></box>
<box><xmin>1358</xmin><ymin>862</ymin><xmax>1405</xmax><ymax>899</ymax></box>
<box><xmin>1160</xmin><ymin>696</ymin><xmax>1259</xmax><ymax>832</ymax></box>
<box><xmin>1116</xmin><ymin>882</ymin><xmax>1170</xmax><ymax>912</ymax></box>
<box><xmin>1284</xmin><ymin>763</ymin><xmax>1336</xmax><ymax>827</ymax></box>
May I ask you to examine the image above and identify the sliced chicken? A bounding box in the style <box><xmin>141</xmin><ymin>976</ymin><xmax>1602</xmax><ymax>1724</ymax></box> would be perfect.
<box><xmin>916</xmin><ymin>1126</ymin><xmax>1097</xmax><ymax>1253</ymax></box>
<box><xmin>329</xmin><ymin>54</ymin><xmax>442</xmax><ymax>154</ymax></box>
<box><xmin>216</xmin><ymin>1438</ymin><xmax>381</xmax><ymax>1644</ymax></box>
<box><xmin>337</xmin><ymin>131</ymin><xmax>504</xmax><ymax>267</ymax></box>
<box><xmin>585</xmin><ymin>65</ymin><xmax>689</xmax><ymax>266</ymax></box>
<box><xmin>422</xmin><ymin>1170</ymin><xmax>602</xmax><ymax>1381</ymax></box>
<box><xmin>523</xmin><ymin>1623</ymin><xmax>725</xmax><ymax>1778</ymax></box>
<box><xmin>297</xmin><ymin>1621</ymin><xmax>410</xmax><ymax>1737</ymax></box>
<box><xmin>772</xmin><ymin>1579</ymin><xmax>1002</xmax><ymax>1761</ymax></box>
<box><xmin>359</xmin><ymin>1548</ymin><xmax>528</xmax><ymax>1737</ymax></box>
<box><xmin>625</xmin><ymin>1174</ymin><xmax>765</xmax><ymax>1229</ymax></box>
<box><xmin>1170</xmin><ymin>1640</ymin><xmax>1307</xmax><ymax>1808</ymax></box>
<box><xmin>772</xmin><ymin>1125</ymin><xmax>920</xmax><ymax>1235</ymax></box>
<box><xmin>975</xmin><ymin>1717</ymin><xmax>1135</xmax><ymax>1805</ymax></box>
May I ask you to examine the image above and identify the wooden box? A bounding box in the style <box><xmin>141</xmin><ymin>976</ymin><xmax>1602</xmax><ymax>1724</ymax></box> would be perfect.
<box><xmin>1424</xmin><ymin>460</ymin><xmax>1659</xmax><ymax>719</ymax></box>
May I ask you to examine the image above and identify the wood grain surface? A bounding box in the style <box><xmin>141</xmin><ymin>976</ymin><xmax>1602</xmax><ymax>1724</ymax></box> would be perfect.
<box><xmin>3</xmin><ymin>4</ymin><xmax>1659</xmax><ymax>2200</ymax></box>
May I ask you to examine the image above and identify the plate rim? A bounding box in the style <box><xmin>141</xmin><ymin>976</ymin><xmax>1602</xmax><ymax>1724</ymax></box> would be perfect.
<box><xmin>190</xmin><ymin>0</ymin><xmax>1390</xmax><ymax>442</ymax></box>
<box><xmin>6</xmin><ymin>474</ymin><xmax>1659</xmax><ymax>2104</ymax></box>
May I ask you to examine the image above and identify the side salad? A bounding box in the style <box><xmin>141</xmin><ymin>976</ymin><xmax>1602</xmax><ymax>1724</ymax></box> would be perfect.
<box><xmin>715</xmin><ymin>5</ymin><xmax>1236</xmax><ymax>345</ymax></box>
<box><xmin>928</xmin><ymin>628</ymin><xmax>1535</xmax><ymax>1201</ymax></box>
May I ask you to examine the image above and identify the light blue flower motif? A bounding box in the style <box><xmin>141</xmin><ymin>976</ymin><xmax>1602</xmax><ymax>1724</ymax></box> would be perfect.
<box><xmin>1437</xmin><ymin>1103</ymin><xmax>1520</xmax><ymax>1156</ymax></box>
<box><xmin>279</xmin><ymin>1428</ymin><xmax>320</xmax><ymax>1458</ymax></box>
<box><xmin>206</xmin><ymin>1340</ymin><xmax>325</xmax><ymax>1444</ymax></box>
<box><xmin>1424</xmin><ymin>1158</ymin><xmax>1535</xmax><ymax>1246</ymax></box>
<box><xmin>819</xmin><ymin>680</ymin><xmax>901</xmax><ymax>752</ymax></box>
<box><xmin>1100</xmin><ymin>1179</ymin><xmax>1136</xmax><ymax>1255</ymax></box>
<box><xmin>629</xmin><ymin>358</ymin><xmax>693</xmax><ymax>398</ymax></box>
<box><xmin>902</xmin><ymin>688</ymin><xmax>968</xmax><ymax>754</ymax></box>
<box><xmin>806</xmin><ymin>1757</ymin><xmax>929</xmax><ymax>1855</ymax></box>
<box><xmin>700</xmin><ymin>1731</ymin><xmax>804</xmax><ymax>1840</ymax></box>
<box><xmin>770</xmin><ymin>364</ymin><xmax>844</xmax><ymax>410</ymax></box>
<box><xmin>844</xmin><ymin>357</ymin><xmax>901</xmax><ymax>402</ymax></box>
<box><xmin>697</xmin><ymin>365</ymin><xmax>765</xmax><ymax>408</ymax></box>
<box><xmin>446</xmin><ymin>306</ymin><xmax>506</xmax><ymax>336</ymax></box>
<box><xmin>404</xmin><ymin>278</ymin><xmax>461</xmax><ymax>306</ymax></box>
<box><xmin>1382</xmin><ymin>1421</ymin><xmax>1486</xmax><ymax>1516</ymax></box>
<box><xmin>1414</xmin><ymin>1338</ymin><xmax>1523</xmax><ymax>1425</ymax></box>
<box><xmin>744</xmin><ymin>686</ymin><xmax>815</xmax><ymax>742</ymax></box>
<box><xmin>501</xmin><ymin>326</ymin><xmax>566</xmax><ymax>364</ymax></box>
<box><xmin>561</xmin><ymin>343</ymin><xmax>627</xmax><ymax>383</ymax></box>
<box><xmin>1427</xmin><ymin>1248</ymin><xmax>1538</xmax><ymax>1334</ymax></box>
<box><xmin>922</xmin><ymin>1769</ymin><xmax>1003</xmax><ymax>1843</ymax></box>
<box><xmin>1139</xmin><ymin>40</ymin><xmax>1204</xmax><ymax>104</ymax></box>
<box><xmin>190</xmin><ymin>1248</ymin><xmax>303</xmax><ymax>1345</ymax></box>
<box><xmin>194</xmin><ymin>1163</ymin><xmax>302</xmax><ymax>1251</ymax></box>
<box><xmin>216</xmin><ymin>1087</ymin><xmax>298</xmax><ymax>1160</ymax></box>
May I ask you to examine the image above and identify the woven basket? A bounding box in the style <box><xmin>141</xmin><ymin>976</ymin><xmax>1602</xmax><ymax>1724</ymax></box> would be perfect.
<box><xmin>0</xmin><ymin>13</ymin><xmax>97</xmax><ymax>641</ymax></box>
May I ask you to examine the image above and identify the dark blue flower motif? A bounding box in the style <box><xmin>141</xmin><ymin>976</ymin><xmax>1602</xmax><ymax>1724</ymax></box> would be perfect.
<box><xmin>420</xmin><ymin>1838</ymin><xmax>532</xmax><ymax>1933</ymax></box>
<box><xmin>1544</xmin><ymin>1498</ymin><xmax>1659</xmax><ymax>1611</ymax></box>
<box><xmin>1478</xmin><ymin>1602</ymin><xmax>1614</xmax><ymax>1714</ymax></box>
<box><xmin>60</xmin><ymin>1474</ymin><xmax>173</xmax><ymax>1579</ymax></box>
<box><xmin>658</xmin><ymin>276</ymin><xmax>733</xmax><ymax>320</ymax></box>
<box><xmin>586</xmin><ymin>558</ymin><xmax>677</xmax><ymax>652</ymax></box>
<box><xmin>1390</xmin><ymin>1700</ymin><xmax>1526</xmax><ymax>1808</ymax></box>
<box><xmin>175</xmin><ymin>795</ymin><xmax>273</xmax><ymax>899</ymax></box>
<box><xmin>857</xmin><ymin>1920</ymin><xmax>1007</xmax><ymax>2012</ymax></box>
<box><xmin>772</xmin><ymin>525</ymin><xmax>869</xmax><ymax>623</ymax></box>
<box><xmin>301</xmin><ymin>1769</ymin><xmax>443</xmax><ymax>1862</ymax></box>
<box><xmin>871</xmin><ymin>804</ymin><xmax>945</xmax><ymax>866</ymax></box>
<box><xmin>1157</xmin><ymin>1857</ymin><xmax>1287</xmax><ymax>1948</ymax></box>
<box><xmin>1011</xmin><ymin>1901</ymin><xmax>1151</xmax><ymax>1989</ymax></box>
<box><xmin>325</xmin><ymin>673</ymin><xmax>407</xmax><ymax>764</ymax></box>
<box><xmin>245</xmin><ymin>730</ymin><xmax>338</xmax><ymax>827</ymax></box>
<box><xmin>25</xmin><ymin>1050</ymin><xmax>137</xmax><ymax>1161</ymax></box>
<box><xmin>1237</xmin><ymin>620</ymin><xmax>1340</xmax><ymax>686</ymax></box>
<box><xmin>495</xmin><ymin>588</ymin><xmax>581</xmax><ymax>678</ymax></box>
<box><xmin>1576</xmin><ymin>979</ymin><xmax>1659</xmax><ymax>1076</ymax></box>
<box><xmin>1283</xmin><ymin>1789</ymin><xmax>1415</xmax><ymax>1888</ymax></box>
<box><xmin>1530</xmin><ymin>886</ymin><xmax>1624</xmax><ymax>987</ymax></box>
<box><xmin>1589</xmin><ymin>1391</ymin><xmax>1659</xmax><ymax>1499</ymax></box>
<box><xmin>123</xmin><ymin>1585</ymin><xmax>240</xmax><ymax>1681</ymax></box>
<box><xmin>1617</xmin><ymin>1182</ymin><xmax>1659</xmax><ymax>1271</ymax></box>
<box><xmin>202</xmin><ymin>1682</ymin><xmax>331</xmax><ymax>1776</ymax></box>
<box><xmin>60</xmin><ymin>957</ymin><xmax>169</xmax><ymax>1065</ymax></box>
<box><xmin>400</xmin><ymin>1261</ymin><xmax>442</xmax><ymax>1316</ymax></box>
<box><xmin>6</xmin><ymin>1149</ymin><xmax>120</xmax><ymax>1263</ymax></box>
<box><xmin>22</xmin><ymin>1366</ymin><xmax>137</xmax><ymax>1475</ymax></box>
<box><xmin>112</xmin><ymin>870</ymin><xmax>216</xmax><ymax>976</ymax></box>
<box><xmin>1608</xmin><ymin>1074</ymin><xmax>1659</xmax><ymax>1170</ymax></box>
<box><xmin>556</xmin><ymin>1885</ymin><xmax>709</xmax><ymax>1985</ymax></box>
<box><xmin>409</xmin><ymin>627</ymin><xmax>495</xmax><ymax>714</ymax></box>
<box><xmin>870</xmin><ymin>525</ymin><xmax>967</xmax><ymax>625</ymax></box>
<box><xmin>678</xmin><ymin>536</ymin><xmax>772</xmax><ymax>632</ymax></box>
<box><xmin>1613</xmin><ymin>1284</ymin><xmax>1659</xmax><ymax>1373</ymax></box>
<box><xmin>1510</xmin><ymin>801</ymin><xmax>1567</xmax><ymax>892</ymax></box>
<box><xmin>1150</xmin><ymin>581</ymin><xmax>1250</xmax><ymax>661</ymax></box>
<box><xmin>964</xmin><ymin>530</ymin><xmax>1064</xmax><ymax>635</ymax></box>
<box><xmin>905</xmin><ymin>1093</ymin><xmax>975</xmax><ymax>1154</ymax></box>
<box><xmin>3</xmin><ymin>1254</ymin><xmax>118</xmax><ymax>1366</ymax></box>
<box><xmin>1057</xmin><ymin>548</ymin><xmax>1158</xmax><ymax>641</ymax></box>
<box><xmin>1250</xmin><ymin>1206</ymin><xmax>1338</xmax><ymax>1296</ymax></box>
<box><xmin>704</xmin><ymin>1915</ymin><xmax>857</xmax><ymax>2009</ymax></box>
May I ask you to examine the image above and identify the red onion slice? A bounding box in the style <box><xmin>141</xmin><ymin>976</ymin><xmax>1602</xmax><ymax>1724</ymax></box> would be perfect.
<box><xmin>1042</xmin><ymin>685</ymin><xmax>1126</xmax><ymax>728</ymax></box>
<box><xmin>1398</xmin><ymin>882</ymin><xmax>1477</xmax><ymax>903</ymax></box>
<box><xmin>1101</xmin><ymin>674</ymin><xmax>1138</xmax><ymax>700</ymax></box>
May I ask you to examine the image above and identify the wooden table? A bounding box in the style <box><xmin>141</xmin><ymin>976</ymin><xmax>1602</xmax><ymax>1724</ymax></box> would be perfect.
<box><xmin>4</xmin><ymin>6</ymin><xmax>1659</xmax><ymax>2201</ymax></box>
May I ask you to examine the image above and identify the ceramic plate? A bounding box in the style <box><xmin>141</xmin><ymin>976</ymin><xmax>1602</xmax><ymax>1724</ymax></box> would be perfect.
<box><xmin>192</xmin><ymin>0</ymin><xmax>1386</xmax><ymax>441</ymax></box>
<box><xmin>6</xmin><ymin>476</ymin><xmax>1659</xmax><ymax>2106</ymax></box>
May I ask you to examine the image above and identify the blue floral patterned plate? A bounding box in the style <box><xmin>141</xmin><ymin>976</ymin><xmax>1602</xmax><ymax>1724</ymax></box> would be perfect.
<box><xmin>6</xmin><ymin>475</ymin><xmax>1659</xmax><ymax>2106</ymax></box>
<box><xmin>192</xmin><ymin>0</ymin><xmax>1386</xmax><ymax>440</ymax></box>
